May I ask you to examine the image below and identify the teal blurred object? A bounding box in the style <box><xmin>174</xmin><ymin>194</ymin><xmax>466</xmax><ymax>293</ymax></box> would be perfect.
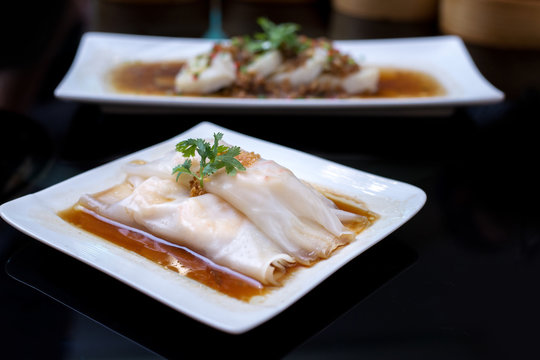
<box><xmin>204</xmin><ymin>0</ymin><xmax>227</xmax><ymax>39</ymax></box>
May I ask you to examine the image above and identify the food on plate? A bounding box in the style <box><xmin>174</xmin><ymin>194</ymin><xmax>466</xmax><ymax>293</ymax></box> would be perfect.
<box><xmin>60</xmin><ymin>133</ymin><xmax>378</xmax><ymax>300</ymax></box>
<box><xmin>174</xmin><ymin>17</ymin><xmax>379</xmax><ymax>97</ymax></box>
<box><xmin>109</xmin><ymin>18</ymin><xmax>445</xmax><ymax>98</ymax></box>
<box><xmin>77</xmin><ymin>176</ymin><xmax>295</xmax><ymax>286</ymax></box>
<box><xmin>175</xmin><ymin>49</ymin><xmax>237</xmax><ymax>94</ymax></box>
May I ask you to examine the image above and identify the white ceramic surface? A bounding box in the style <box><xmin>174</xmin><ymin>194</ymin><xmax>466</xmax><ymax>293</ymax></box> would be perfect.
<box><xmin>1</xmin><ymin>122</ymin><xmax>426</xmax><ymax>333</ymax></box>
<box><xmin>54</xmin><ymin>32</ymin><xmax>503</xmax><ymax>114</ymax></box>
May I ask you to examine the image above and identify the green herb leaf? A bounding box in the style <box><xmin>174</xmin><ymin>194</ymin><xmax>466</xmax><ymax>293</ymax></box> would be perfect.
<box><xmin>173</xmin><ymin>133</ymin><xmax>246</xmax><ymax>188</ymax></box>
<box><xmin>243</xmin><ymin>17</ymin><xmax>307</xmax><ymax>55</ymax></box>
<box><xmin>172</xmin><ymin>159</ymin><xmax>197</xmax><ymax>181</ymax></box>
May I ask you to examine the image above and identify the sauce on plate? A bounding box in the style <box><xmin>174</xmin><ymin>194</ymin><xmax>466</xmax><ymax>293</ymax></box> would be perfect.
<box><xmin>109</xmin><ymin>61</ymin><xmax>445</xmax><ymax>98</ymax></box>
<box><xmin>58</xmin><ymin>193</ymin><xmax>377</xmax><ymax>301</ymax></box>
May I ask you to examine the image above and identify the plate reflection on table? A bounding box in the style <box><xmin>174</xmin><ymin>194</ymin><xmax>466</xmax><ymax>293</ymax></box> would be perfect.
<box><xmin>6</xmin><ymin>235</ymin><xmax>416</xmax><ymax>359</ymax></box>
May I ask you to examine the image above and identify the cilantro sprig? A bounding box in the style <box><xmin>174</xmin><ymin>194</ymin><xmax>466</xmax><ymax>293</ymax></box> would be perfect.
<box><xmin>242</xmin><ymin>17</ymin><xmax>308</xmax><ymax>54</ymax></box>
<box><xmin>172</xmin><ymin>133</ymin><xmax>246</xmax><ymax>188</ymax></box>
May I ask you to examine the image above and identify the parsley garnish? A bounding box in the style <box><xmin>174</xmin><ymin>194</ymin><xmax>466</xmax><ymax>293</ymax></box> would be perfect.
<box><xmin>172</xmin><ymin>132</ymin><xmax>246</xmax><ymax>188</ymax></box>
<box><xmin>243</xmin><ymin>17</ymin><xmax>308</xmax><ymax>54</ymax></box>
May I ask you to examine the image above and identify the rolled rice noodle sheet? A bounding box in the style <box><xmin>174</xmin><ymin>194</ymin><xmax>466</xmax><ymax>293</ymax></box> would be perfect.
<box><xmin>205</xmin><ymin>159</ymin><xmax>360</xmax><ymax>264</ymax></box>
<box><xmin>78</xmin><ymin>175</ymin><xmax>145</xmax><ymax>228</ymax></box>
<box><xmin>175</xmin><ymin>51</ymin><xmax>236</xmax><ymax>94</ymax></box>
<box><xmin>121</xmin><ymin>146</ymin><xmax>362</xmax><ymax>266</ymax></box>
<box><xmin>123</xmin><ymin>150</ymin><xmax>193</xmax><ymax>186</ymax></box>
<box><xmin>80</xmin><ymin>176</ymin><xmax>295</xmax><ymax>285</ymax></box>
<box><xmin>245</xmin><ymin>50</ymin><xmax>283</xmax><ymax>77</ymax></box>
<box><xmin>271</xmin><ymin>46</ymin><xmax>328</xmax><ymax>87</ymax></box>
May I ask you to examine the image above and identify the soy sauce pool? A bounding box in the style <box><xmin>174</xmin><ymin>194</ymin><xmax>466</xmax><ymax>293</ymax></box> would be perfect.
<box><xmin>109</xmin><ymin>61</ymin><xmax>445</xmax><ymax>98</ymax></box>
<box><xmin>58</xmin><ymin>194</ymin><xmax>377</xmax><ymax>301</ymax></box>
<box><xmin>58</xmin><ymin>205</ymin><xmax>267</xmax><ymax>301</ymax></box>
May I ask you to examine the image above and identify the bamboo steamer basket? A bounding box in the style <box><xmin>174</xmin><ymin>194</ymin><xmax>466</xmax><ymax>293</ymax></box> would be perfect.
<box><xmin>331</xmin><ymin>0</ymin><xmax>439</xmax><ymax>22</ymax></box>
<box><xmin>91</xmin><ymin>0</ymin><xmax>210</xmax><ymax>37</ymax></box>
<box><xmin>439</xmin><ymin>0</ymin><xmax>540</xmax><ymax>49</ymax></box>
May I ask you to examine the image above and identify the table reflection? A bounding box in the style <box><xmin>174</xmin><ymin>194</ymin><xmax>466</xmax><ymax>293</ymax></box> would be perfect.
<box><xmin>7</xmin><ymin>235</ymin><xmax>416</xmax><ymax>359</ymax></box>
<box><xmin>2</xmin><ymin>0</ymin><xmax>540</xmax><ymax>358</ymax></box>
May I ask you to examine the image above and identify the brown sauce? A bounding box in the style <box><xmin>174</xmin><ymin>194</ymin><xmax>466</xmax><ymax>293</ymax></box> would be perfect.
<box><xmin>109</xmin><ymin>61</ymin><xmax>445</xmax><ymax>98</ymax></box>
<box><xmin>58</xmin><ymin>195</ymin><xmax>377</xmax><ymax>301</ymax></box>
<box><xmin>59</xmin><ymin>205</ymin><xmax>267</xmax><ymax>301</ymax></box>
<box><xmin>373</xmin><ymin>68</ymin><xmax>446</xmax><ymax>98</ymax></box>
<box><xmin>109</xmin><ymin>61</ymin><xmax>185</xmax><ymax>95</ymax></box>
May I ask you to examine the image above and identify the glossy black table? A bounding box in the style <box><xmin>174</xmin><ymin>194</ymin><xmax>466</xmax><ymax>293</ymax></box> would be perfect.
<box><xmin>2</xmin><ymin>4</ymin><xmax>540</xmax><ymax>359</ymax></box>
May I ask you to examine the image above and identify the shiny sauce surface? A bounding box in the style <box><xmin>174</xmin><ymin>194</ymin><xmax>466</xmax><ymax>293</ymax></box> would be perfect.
<box><xmin>59</xmin><ymin>205</ymin><xmax>267</xmax><ymax>301</ymax></box>
<box><xmin>109</xmin><ymin>61</ymin><xmax>185</xmax><ymax>95</ymax></box>
<box><xmin>109</xmin><ymin>61</ymin><xmax>445</xmax><ymax>98</ymax></box>
<box><xmin>58</xmin><ymin>195</ymin><xmax>377</xmax><ymax>301</ymax></box>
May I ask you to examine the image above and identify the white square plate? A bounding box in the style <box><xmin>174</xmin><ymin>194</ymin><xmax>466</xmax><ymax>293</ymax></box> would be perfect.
<box><xmin>1</xmin><ymin>122</ymin><xmax>426</xmax><ymax>333</ymax></box>
<box><xmin>54</xmin><ymin>32</ymin><xmax>503</xmax><ymax>115</ymax></box>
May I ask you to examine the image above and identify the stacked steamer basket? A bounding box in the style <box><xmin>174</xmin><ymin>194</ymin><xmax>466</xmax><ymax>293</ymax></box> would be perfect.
<box><xmin>439</xmin><ymin>0</ymin><xmax>540</xmax><ymax>98</ymax></box>
<box><xmin>439</xmin><ymin>0</ymin><xmax>540</xmax><ymax>50</ymax></box>
<box><xmin>331</xmin><ymin>0</ymin><xmax>540</xmax><ymax>50</ymax></box>
<box><xmin>329</xmin><ymin>0</ymin><xmax>439</xmax><ymax>39</ymax></box>
<box><xmin>331</xmin><ymin>0</ymin><xmax>439</xmax><ymax>22</ymax></box>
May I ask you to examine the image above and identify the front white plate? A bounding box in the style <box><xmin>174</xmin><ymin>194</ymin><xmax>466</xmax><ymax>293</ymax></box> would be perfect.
<box><xmin>1</xmin><ymin>122</ymin><xmax>426</xmax><ymax>333</ymax></box>
<box><xmin>54</xmin><ymin>32</ymin><xmax>503</xmax><ymax>114</ymax></box>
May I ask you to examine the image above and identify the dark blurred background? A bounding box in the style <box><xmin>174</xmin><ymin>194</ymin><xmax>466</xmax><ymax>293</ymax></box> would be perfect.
<box><xmin>1</xmin><ymin>1</ymin><xmax>539</xmax><ymax>359</ymax></box>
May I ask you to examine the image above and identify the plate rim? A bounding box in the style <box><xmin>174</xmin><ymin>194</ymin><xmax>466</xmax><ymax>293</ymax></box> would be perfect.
<box><xmin>0</xmin><ymin>121</ymin><xmax>427</xmax><ymax>333</ymax></box>
<box><xmin>53</xmin><ymin>32</ymin><xmax>504</xmax><ymax>111</ymax></box>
